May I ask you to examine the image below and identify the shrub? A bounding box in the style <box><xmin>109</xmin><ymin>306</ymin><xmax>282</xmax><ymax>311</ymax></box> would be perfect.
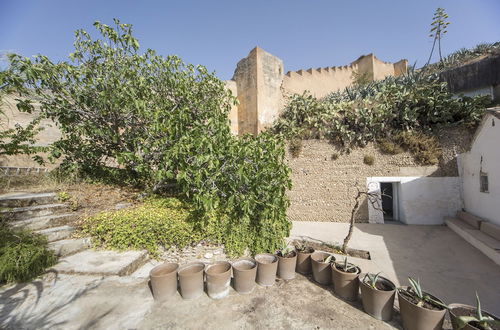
<box><xmin>331</xmin><ymin>152</ymin><xmax>339</xmax><ymax>160</ymax></box>
<box><xmin>0</xmin><ymin>225</ymin><xmax>57</xmax><ymax>283</ymax></box>
<box><xmin>377</xmin><ymin>139</ymin><xmax>403</xmax><ymax>155</ymax></box>
<box><xmin>395</xmin><ymin>131</ymin><xmax>442</xmax><ymax>165</ymax></box>
<box><xmin>363</xmin><ymin>155</ymin><xmax>375</xmax><ymax>166</ymax></box>
<box><xmin>288</xmin><ymin>139</ymin><xmax>303</xmax><ymax>158</ymax></box>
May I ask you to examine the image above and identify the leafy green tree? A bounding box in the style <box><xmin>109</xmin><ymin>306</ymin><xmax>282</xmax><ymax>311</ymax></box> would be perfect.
<box><xmin>4</xmin><ymin>19</ymin><xmax>291</xmax><ymax>255</ymax></box>
<box><xmin>426</xmin><ymin>7</ymin><xmax>450</xmax><ymax>65</ymax></box>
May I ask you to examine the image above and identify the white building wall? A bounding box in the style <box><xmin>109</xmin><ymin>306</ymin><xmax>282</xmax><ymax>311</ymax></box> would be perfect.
<box><xmin>460</xmin><ymin>113</ymin><xmax>500</xmax><ymax>226</ymax></box>
<box><xmin>367</xmin><ymin>176</ymin><xmax>461</xmax><ymax>225</ymax></box>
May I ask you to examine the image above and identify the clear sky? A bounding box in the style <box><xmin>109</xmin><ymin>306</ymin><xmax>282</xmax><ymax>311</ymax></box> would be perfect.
<box><xmin>0</xmin><ymin>0</ymin><xmax>499</xmax><ymax>80</ymax></box>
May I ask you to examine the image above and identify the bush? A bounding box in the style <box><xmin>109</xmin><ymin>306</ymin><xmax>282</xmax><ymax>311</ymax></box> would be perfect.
<box><xmin>288</xmin><ymin>139</ymin><xmax>303</xmax><ymax>158</ymax></box>
<box><xmin>395</xmin><ymin>131</ymin><xmax>442</xmax><ymax>165</ymax></box>
<box><xmin>377</xmin><ymin>139</ymin><xmax>403</xmax><ymax>155</ymax></box>
<box><xmin>363</xmin><ymin>155</ymin><xmax>375</xmax><ymax>166</ymax></box>
<box><xmin>0</xmin><ymin>225</ymin><xmax>57</xmax><ymax>283</ymax></box>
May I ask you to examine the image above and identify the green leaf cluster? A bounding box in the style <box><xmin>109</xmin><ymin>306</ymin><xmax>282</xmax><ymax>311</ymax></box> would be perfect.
<box><xmin>0</xmin><ymin>224</ymin><xmax>57</xmax><ymax>283</ymax></box>
<box><xmin>3</xmin><ymin>19</ymin><xmax>292</xmax><ymax>256</ymax></box>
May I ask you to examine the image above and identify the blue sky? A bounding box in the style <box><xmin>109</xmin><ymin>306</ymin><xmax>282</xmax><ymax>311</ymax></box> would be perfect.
<box><xmin>0</xmin><ymin>0</ymin><xmax>499</xmax><ymax>80</ymax></box>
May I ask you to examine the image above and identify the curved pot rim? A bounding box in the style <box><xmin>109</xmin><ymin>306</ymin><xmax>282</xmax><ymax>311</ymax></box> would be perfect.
<box><xmin>311</xmin><ymin>251</ymin><xmax>335</xmax><ymax>263</ymax></box>
<box><xmin>255</xmin><ymin>253</ymin><xmax>278</xmax><ymax>264</ymax></box>
<box><xmin>205</xmin><ymin>261</ymin><xmax>232</xmax><ymax>277</ymax></box>
<box><xmin>448</xmin><ymin>303</ymin><xmax>499</xmax><ymax>320</ymax></box>
<box><xmin>277</xmin><ymin>251</ymin><xmax>297</xmax><ymax>259</ymax></box>
<box><xmin>296</xmin><ymin>247</ymin><xmax>315</xmax><ymax>255</ymax></box>
<box><xmin>232</xmin><ymin>257</ymin><xmax>257</xmax><ymax>271</ymax></box>
<box><xmin>397</xmin><ymin>287</ymin><xmax>447</xmax><ymax>314</ymax></box>
<box><xmin>358</xmin><ymin>274</ymin><xmax>396</xmax><ymax>292</ymax></box>
<box><xmin>149</xmin><ymin>262</ymin><xmax>179</xmax><ymax>278</ymax></box>
<box><xmin>178</xmin><ymin>262</ymin><xmax>206</xmax><ymax>277</ymax></box>
<box><xmin>331</xmin><ymin>262</ymin><xmax>361</xmax><ymax>275</ymax></box>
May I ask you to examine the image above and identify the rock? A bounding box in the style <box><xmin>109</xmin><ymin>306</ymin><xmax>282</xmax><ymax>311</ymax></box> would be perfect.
<box><xmin>204</xmin><ymin>252</ymin><xmax>213</xmax><ymax>259</ymax></box>
<box><xmin>115</xmin><ymin>202</ymin><xmax>133</xmax><ymax>210</ymax></box>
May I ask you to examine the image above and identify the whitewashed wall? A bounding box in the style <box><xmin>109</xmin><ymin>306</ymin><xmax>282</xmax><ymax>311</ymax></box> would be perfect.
<box><xmin>367</xmin><ymin>176</ymin><xmax>461</xmax><ymax>225</ymax></box>
<box><xmin>459</xmin><ymin>112</ymin><xmax>500</xmax><ymax>226</ymax></box>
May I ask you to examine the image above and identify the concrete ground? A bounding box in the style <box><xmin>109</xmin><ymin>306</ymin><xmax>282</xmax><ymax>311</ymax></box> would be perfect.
<box><xmin>0</xmin><ymin>222</ymin><xmax>499</xmax><ymax>329</ymax></box>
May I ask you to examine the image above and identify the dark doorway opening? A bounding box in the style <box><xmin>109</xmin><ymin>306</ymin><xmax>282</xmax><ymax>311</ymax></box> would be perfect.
<box><xmin>380</xmin><ymin>182</ymin><xmax>394</xmax><ymax>221</ymax></box>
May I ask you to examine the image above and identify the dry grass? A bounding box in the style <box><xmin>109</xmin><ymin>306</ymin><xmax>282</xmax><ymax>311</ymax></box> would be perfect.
<box><xmin>363</xmin><ymin>155</ymin><xmax>375</xmax><ymax>166</ymax></box>
<box><xmin>395</xmin><ymin>131</ymin><xmax>442</xmax><ymax>166</ymax></box>
<box><xmin>288</xmin><ymin>139</ymin><xmax>303</xmax><ymax>158</ymax></box>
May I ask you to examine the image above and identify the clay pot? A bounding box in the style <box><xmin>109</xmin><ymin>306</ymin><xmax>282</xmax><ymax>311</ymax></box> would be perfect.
<box><xmin>397</xmin><ymin>287</ymin><xmax>446</xmax><ymax>330</ymax></box>
<box><xmin>205</xmin><ymin>261</ymin><xmax>232</xmax><ymax>299</ymax></box>
<box><xmin>232</xmin><ymin>258</ymin><xmax>257</xmax><ymax>294</ymax></box>
<box><xmin>277</xmin><ymin>250</ymin><xmax>297</xmax><ymax>280</ymax></box>
<box><xmin>178</xmin><ymin>262</ymin><xmax>205</xmax><ymax>300</ymax></box>
<box><xmin>448</xmin><ymin>303</ymin><xmax>500</xmax><ymax>330</ymax></box>
<box><xmin>255</xmin><ymin>253</ymin><xmax>278</xmax><ymax>286</ymax></box>
<box><xmin>359</xmin><ymin>275</ymin><xmax>396</xmax><ymax>321</ymax></box>
<box><xmin>331</xmin><ymin>262</ymin><xmax>361</xmax><ymax>301</ymax></box>
<box><xmin>311</xmin><ymin>251</ymin><xmax>334</xmax><ymax>285</ymax></box>
<box><xmin>149</xmin><ymin>262</ymin><xmax>179</xmax><ymax>301</ymax></box>
<box><xmin>296</xmin><ymin>247</ymin><xmax>315</xmax><ymax>275</ymax></box>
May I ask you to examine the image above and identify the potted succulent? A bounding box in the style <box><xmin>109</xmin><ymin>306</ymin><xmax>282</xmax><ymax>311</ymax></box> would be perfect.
<box><xmin>398</xmin><ymin>277</ymin><xmax>447</xmax><ymax>330</ymax></box>
<box><xmin>359</xmin><ymin>272</ymin><xmax>396</xmax><ymax>321</ymax></box>
<box><xmin>311</xmin><ymin>251</ymin><xmax>334</xmax><ymax>285</ymax></box>
<box><xmin>232</xmin><ymin>257</ymin><xmax>257</xmax><ymax>294</ymax></box>
<box><xmin>205</xmin><ymin>261</ymin><xmax>232</xmax><ymax>299</ymax></box>
<box><xmin>255</xmin><ymin>253</ymin><xmax>278</xmax><ymax>286</ymax></box>
<box><xmin>331</xmin><ymin>257</ymin><xmax>361</xmax><ymax>301</ymax></box>
<box><xmin>178</xmin><ymin>262</ymin><xmax>206</xmax><ymax>300</ymax></box>
<box><xmin>276</xmin><ymin>242</ymin><xmax>297</xmax><ymax>280</ymax></box>
<box><xmin>449</xmin><ymin>293</ymin><xmax>500</xmax><ymax>330</ymax></box>
<box><xmin>295</xmin><ymin>241</ymin><xmax>315</xmax><ymax>275</ymax></box>
<box><xmin>149</xmin><ymin>262</ymin><xmax>179</xmax><ymax>301</ymax></box>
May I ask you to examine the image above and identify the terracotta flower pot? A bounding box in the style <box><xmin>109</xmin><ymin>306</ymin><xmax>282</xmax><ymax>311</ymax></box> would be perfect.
<box><xmin>255</xmin><ymin>253</ymin><xmax>278</xmax><ymax>286</ymax></box>
<box><xmin>448</xmin><ymin>303</ymin><xmax>500</xmax><ymax>330</ymax></box>
<box><xmin>277</xmin><ymin>250</ymin><xmax>297</xmax><ymax>280</ymax></box>
<box><xmin>178</xmin><ymin>262</ymin><xmax>205</xmax><ymax>300</ymax></box>
<box><xmin>205</xmin><ymin>261</ymin><xmax>232</xmax><ymax>299</ymax></box>
<box><xmin>311</xmin><ymin>251</ymin><xmax>334</xmax><ymax>285</ymax></box>
<box><xmin>359</xmin><ymin>275</ymin><xmax>396</xmax><ymax>321</ymax></box>
<box><xmin>232</xmin><ymin>257</ymin><xmax>257</xmax><ymax>294</ymax></box>
<box><xmin>296</xmin><ymin>247</ymin><xmax>315</xmax><ymax>275</ymax></box>
<box><xmin>149</xmin><ymin>262</ymin><xmax>179</xmax><ymax>301</ymax></box>
<box><xmin>331</xmin><ymin>262</ymin><xmax>361</xmax><ymax>301</ymax></box>
<box><xmin>397</xmin><ymin>287</ymin><xmax>446</xmax><ymax>330</ymax></box>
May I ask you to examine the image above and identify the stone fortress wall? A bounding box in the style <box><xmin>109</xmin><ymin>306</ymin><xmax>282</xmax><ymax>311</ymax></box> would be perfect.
<box><xmin>227</xmin><ymin>47</ymin><xmax>408</xmax><ymax>135</ymax></box>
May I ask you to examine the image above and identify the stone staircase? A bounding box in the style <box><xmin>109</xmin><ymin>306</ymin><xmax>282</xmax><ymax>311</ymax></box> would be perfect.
<box><xmin>0</xmin><ymin>192</ymin><xmax>90</xmax><ymax>257</ymax></box>
<box><xmin>1</xmin><ymin>192</ymin><xmax>148</xmax><ymax>277</ymax></box>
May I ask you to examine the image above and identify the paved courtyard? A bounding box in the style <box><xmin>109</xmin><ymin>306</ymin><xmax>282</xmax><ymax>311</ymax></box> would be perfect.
<box><xmin>0</xmin><ymin>222</ymin><xmax>498</xmax><ymax>329</ymax></box>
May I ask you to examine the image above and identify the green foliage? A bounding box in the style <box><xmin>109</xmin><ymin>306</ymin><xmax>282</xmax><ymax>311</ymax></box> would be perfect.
<box><xmin>363</xmin><ymin>272</ymin><xmax>382</xmax><ymax>289</ymax></box>
<box><xmin>377</xmin><ymin>139</ymin><xmax>403</xmax><ymax>155</ymax></box>
<box><xmin>399</xmin><ymin>277</ymin><xmax>447</xmax><ymax>310</ymax></box>
<box><xmin>273</xmin><ymin>69</ymin><xmax>490</xmax><ymax>162</ymax></box>
<box><xmin>0</xmin><ymin>224</ymin><xmax>57</xmax><ymax>283</ymax></box>
<box><xmin>427</xmin><ymin>7</ymin><xmax>450</xmax><ymax>64</ymax></box>
<box><xmin>57</xmin><ymin>191</ymin><xmax>70</xmax><ymax>202</ymax></box>
<box><xmin>456</xmin><ymin>292</ymin><xmax>500</xmax><ymax>330</ymax></box>
<box><xmin>336</xmin><ymin>257</ymin><xmax>358</xmax><ymax>272</ymax></box>
<box><xmin>5</xmin><ymin>19</ymin><xmax>292</xmax><ymax>256</ymax></box>
<box><xmin>363</xmin><ymin>155</ymin><xmax>375</xmax><ymax>166</ymax></box>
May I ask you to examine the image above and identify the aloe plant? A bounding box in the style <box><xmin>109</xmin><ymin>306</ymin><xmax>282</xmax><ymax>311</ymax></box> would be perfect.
<box><xmin>335</xmin><ymin>257</ymin><xmax>358</xmax><ymax>273</ymax></box>
<box><xmin>456</xmin><ymin>292</ymin><xmax>500</xmax><ymax>330</ymax></box>
<box><xmin>363</xmin><ymin>272</ymin><xmax>382</xmax><ymax>289</ymax></box>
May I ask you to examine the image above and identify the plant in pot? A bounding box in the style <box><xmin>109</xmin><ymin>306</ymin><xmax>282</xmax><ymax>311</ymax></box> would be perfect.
<box><xmin>449</xmin><ymin>292</ymin><xmax>500</xmax><ymax>330</ymax></box>
<box><xmin>331</xmin><ymin>257</ymin><xmax>361</xmax><ymax>301</ymax></box>
<box><xmin>311</xmin><ymin>251</ymin><xmax>334</xmax><ymax>285</ymax></box>
<box><xmin>359</xmin><ymin>272</ymin><xmax>396</xmax><ymax>321</ymax></box>
<box><xmin>276</xmin><ymin>242</ymin><xmax>297</xmax><ymax>280</ymax></box>
<box><xmin>294</xmin><ymin>241</ymin><xmax>315</xmax><ymax>275</ymax></box>
<box><xmin>397</xmin><ymin>277</ymin><xmax>447</xmax><ymax>330</ymax></box>
<box><xmin>255</xmin><ymin>253</ymin><xmax>278</xmax><ymax>286</ymax></box>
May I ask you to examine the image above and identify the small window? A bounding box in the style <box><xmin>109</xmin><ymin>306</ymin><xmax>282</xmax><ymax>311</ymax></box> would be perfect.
<box><xmin>480</xmin><ymin>172</ymin><xmax>489</xmax><ymax>193</ymax></box>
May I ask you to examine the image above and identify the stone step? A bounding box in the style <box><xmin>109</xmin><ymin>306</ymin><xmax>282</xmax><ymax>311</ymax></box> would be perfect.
<box><xmin>51</xmin><ymin>250</ymin><xmax>148</xmax><ymax>276</ymax></box>
<box><xmin>1</xmin><ymin>203</ymin><xmax>68</xmax><ymax>221</ymax></box>
<box><xmin>10</xmin><ymin>213</ymin><xmax>76</xmax><ymax>231</ymax></box>
<box><xmin>0</xmin><ymin>192</ymin><xmax>58</xmax><ymax>208</ymax></box>
<box><xmin>49</xmin><ymin>237</ymin><xmax>91</xmax><ymax>257</ymax></box>
<box><xmin>35</xmin><ymin>225</ymin><xmax>75</xmax><ymax>242</ymax></box>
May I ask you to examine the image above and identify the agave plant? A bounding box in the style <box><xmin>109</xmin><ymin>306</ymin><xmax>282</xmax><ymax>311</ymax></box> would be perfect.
<box><xmin>276</xmin><ymin>240</ymin><xmax>295</xmax><ymax>258</ymax></box>
<box><xmin>363</xmin><ymin>272</ymin><xmax>382</xmax><ymax>289</ymax></box>
<box><xmin>322</xmin><ymin>254</ymin><xmax>335</xmax><ymax>264</ymax></box>
<box><xmin>335</xmin><ymin>257</ymin><xmax>358</xmax><ymax>273</ymax></box>
<box><xmin>400</xmin><ymin>277</ymin><xmax>447</xmax><ymax>309</ymax></box>
<box><xmin>456</xmin><ymin>292</ymin><xmax>500</xmax><ymax>330</ymax></box>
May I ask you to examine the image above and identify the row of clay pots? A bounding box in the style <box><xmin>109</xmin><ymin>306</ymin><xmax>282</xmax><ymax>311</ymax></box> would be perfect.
<box><xmin>149</xmin><ymin>252</ymin><xmax>299</xmax><ymax>301</ymax></box>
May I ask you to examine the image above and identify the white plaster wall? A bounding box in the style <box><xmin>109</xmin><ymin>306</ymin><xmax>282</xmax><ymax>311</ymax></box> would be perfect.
<box><xmin>460</xmin><ymin>113</ymin><xmax>500</xmax><ymax>226</ymax></box>
<box><xmin>367</xmin><ymin>176</ymin><xmax>461</xmax><ymax>225</ymax></box>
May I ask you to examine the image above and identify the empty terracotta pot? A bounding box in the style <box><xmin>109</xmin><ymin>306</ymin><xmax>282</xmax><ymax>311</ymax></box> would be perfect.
<box><xmin>149</xmin><ymin>262</ymin><xmax>179</xmax><ymax>301</ymax></box>
<box><xmin>331</xmin><ymin>262</ymin><xmax>361</xmax><ymax>301</ymax></box>
<box><xmin>277</xmin><ymin>250</ymin><xmax>297</xmax><ymax>280</ymax></box>
<box><xmin>255</xmin><ymin>253</ymin><xmax>278</xmax><ymax>286</ymax></box>
<box><xmin>178</xmin><ymin>262</ymin><xmax>205</xmax><ymax>300</ymax></box>
<box><xmin>232</xmin><ymin>257</ymin><xmax>257</xmax><ymax>294</ymax></box>
<box><xmin>359</xmin><ymin>274</ymin><xmax>396</xmax><ymax>321</ymax></box>
<box><xmin>398</xmin><ymin>287</ymin><xmax>446</xmax><ymax>330</ymax></box>
<box><xmin>205</xmin><ymin>261</ymin><xmax>232</xmax><ymax>299</ymax></box>
<box><xmin>296</xmin><ymin>247</ymin><xmax>315</xmax><ymax>275</ymax></box>
<box><xmin>448</xmin><ymin>303</ymin><xmax>500</xmax><ymax>330</ymax></box>
<box><xmin>311</xmin><ymin>251</ymin><xmax>334</xmax><ymax>285</ymax></box>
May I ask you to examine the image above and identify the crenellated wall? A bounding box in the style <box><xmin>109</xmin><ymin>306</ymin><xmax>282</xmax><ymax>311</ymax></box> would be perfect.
<box><xmin>228</xmin><ymin>49</ymin><xmax>407</xmax><ymax>135</ymax></box>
